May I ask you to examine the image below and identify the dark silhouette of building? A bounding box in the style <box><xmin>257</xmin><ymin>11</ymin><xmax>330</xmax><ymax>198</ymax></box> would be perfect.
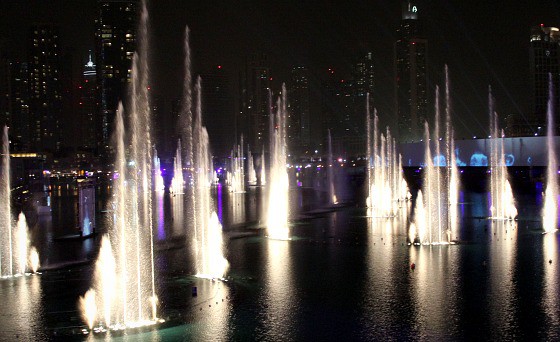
<box><xmin>395</xmin><ymin>1</ymin><xmax>428</xmax><ymax>142</ymax></box>
<box><xmin>8</xmin><ymin>62</ymin><xmax>30</xmax><ymax>152</ymax></box>
<box><xmin>239</xmin><ymin>53</ymin><xmax>271</xmax><ymax>152</ymax></box>
<box><xmin>29</xmin><ymin>24</ymin><xmax>62</xmax><ymax>153</ymax></box>
<box><xmin>201</xmin><ymin>65</ymin><xmax>233</xmax><ymax>159</ymax></box>
<box><xmin>289</xmin><ymin>66</ymin><xmax>311</xmax><ymax>156</ymax></box>
<box><xmin>95</xmin><ymin>0</ymin><xmax>138</xmax><ymax>157</ymax></box>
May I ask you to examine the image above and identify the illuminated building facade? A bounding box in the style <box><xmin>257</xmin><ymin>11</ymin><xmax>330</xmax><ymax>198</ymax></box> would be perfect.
<box><xmin>530</xmin><ymin>25</ymin><xmax>560</xmax><ymax>133</ymax></box>
<box><xmin>29</xmin><ymin>24</ymin><xmax>62</xmax><ymax>153</ymax></box>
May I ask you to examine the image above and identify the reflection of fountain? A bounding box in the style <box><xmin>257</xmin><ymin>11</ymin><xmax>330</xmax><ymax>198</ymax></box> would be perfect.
<box><xmin>266</xmin><ymin>86</ymin><xmax>290</xmax><ymax>240</ymax></box>
<box><xmin>366</xmin><ymin>99</ymin><xmax>409</xmax><ymax>218</ymax></box>
<box><xmin>247</xmin><ymin>146</ymin><xmax>257</xmax><ymax>186</ymax></box>
<box><xmin>410</xmin><ymin>72</ymin><xmax>458</xmax><ymax>244</ymax></box>
<box><xmin>488</xmin><ymin>219</ymin><xmax>517</xmax><ymax>339</ymax></box>
<box><xmin>488</xmin><ymin>87</ymin><xmax>517</xmax><ymax>221</ymax></box>
<box><xmin>543</xmin><ymin>76</ymin><xmax>558</xmax><ymax>233</ymax></box>
<box><xmin>170</xmin><ymin>140</ymin><xmax>184</xmax><ymax>194</ymax></box>
<box><xmin>1</xmin><ymin>126</ymin><xmax>37</xmax><ymax>277</ymax></box>
<box><xmin>327</xmin><ymin>129</ymin><xmax>337</xmax><ymax>205</ymax></box>
<box><xmin>227</xmin><ymin>137</ymin><xmax>245</xmax><ymax>193</ymax></box>
<box><xmin>79</xmin><ymin>1</ymin><xmax>159</xmax><ymax>329</ymax></box>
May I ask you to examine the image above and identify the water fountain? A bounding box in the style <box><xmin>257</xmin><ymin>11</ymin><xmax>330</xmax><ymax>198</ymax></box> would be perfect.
<box><xmin>266</xmin><ymin>85</ymin><xmax>290</xmax><ymax>240</ymax></box>
<box><xmin>0</xmin><ymin>125</ymin><xmax>13</xmax><ymax>277</ymax></box>
<box><xmin>227</xmin><ymin>137</ymin><xmax>245</xmax><ymax>193</ymax></box>
<box><xmin>176</xmin><ymin>28</ymin><xmax>228</xmax><ymax>279</ymax></box>
<box><xmin>366</xmin><ymin>100</ymin><xmax>410</xmax><ymax>218</ymax></box>
<box><xmin>248</xmin><ymin>145</ymin><xmax>257</xmax><ymax>186</ymax></box>
<box><xmin>543</xmin><ymin>76</ymin><xmax>558</xmax><ymax>233</ymax></box>
<box><xmin>79</xmin><ymin>0</ymin><xmax>159</xmax><ymax>329</ymax></box>
<box><xmin>488</xmin><ymin>87</ymin><xmax>517</xmax><ymax>220</ymax></box>
<box><xmin>327</xmin><ymin>129</ymin><xmax>338</xmax><ymax>205</ymax></box>
<box><xmin>260</xmin><ymin>145</ymin><xmax>266</xmax><ymax>186</ymax></box>
<box><xmin>1</xmin><ymin>126</ymin><xmax>37</xmax><ymax>277</ymax></box>
<box><xmin>170</xmin><ymin>140</ymin><xmax>184</xmax><ymax>194</ymax></box>
<box><xmin>153</xmin><ymin>149</ymin><xmax>165</xmax><ymax>192</ymax></box>
<box><xmin>410</xmin><ymin>70</ymin><xmax>459</xmax><ymax>244</ymax></box>
<box><xmin>190</xmin><ymin>77</ymin><xmax>229</xmax><ymax>279</ymax></box>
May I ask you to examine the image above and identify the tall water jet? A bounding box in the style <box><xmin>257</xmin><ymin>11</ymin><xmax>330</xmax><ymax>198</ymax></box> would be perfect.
<box><xmin>260</xmin><ymin>145</ymin><xmax>266</xmax><ymax>186</ymax></box>
<box><xmin>366</xmin><ymin>104</ymin><xmax>409</xmax><ymax>218</ymax></box>
<box><xmin>445</xmin><ymin>67</ymin><xmax>459</xmax><ymax>238</ymax></box>
<box><xmin>171</xmin><ymin>140</ymin><xmax>184</xmax><ymax>194</ymax></box>
<box><xmin>327</xmin><ymin>129</ymin><xmax>337</xmax><ymax>205</ymax></box>
<box><xmin>411</xmin><ymin>84</ymin><xmax>455</xmax><ymax>245</ymax></box>
<box><xmin>1</xmin><ymin>125</ymin><xmax>13</xmax><ymax>276</ymax></box>
<box><xmin>190</xmin><ymin>77</ymin><xmax>228</xmax><ymax>278</ymax></box>
<box><xmin>543</xmin><ymin>75</ymin><xmax>558</xmax><ymax>233</ymax></box>
<box><xmin>248</xmin><ymin>146</ymin><xmax>257</xmax><ymax>186</ymax></box>
<box><xmin>80</xmin><ymin>1</ymin><xmax>158</xmax><ymax>328</ymax></box>
<box><xmin>153</xmin><ymin>149</ymin><xmax>164</xmax><ymax>192</ymax></box>
<box><xmin>488</xmin><ymin>87</ymin><xmax>517</xmax><ymax>220</ymax></box>
<box><xmin>267</xmin><ymin>85</ymin><xmax>290</xmax><ymax>240</ymax></box>
<box><xmin>228</xmin><ymin>137</ymin><xmax>245</xmax><ymax>193</ymax></box>
<box><xmin>14</xmin><ymin>212</ymin><xmax>28</xmax><ymax>275</ymax></box>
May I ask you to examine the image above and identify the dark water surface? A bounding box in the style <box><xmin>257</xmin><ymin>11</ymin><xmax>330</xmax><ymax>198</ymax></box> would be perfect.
<box><xmin>0</xmin><ymin>182</ymin><xmax>559</xmax><ymax>341</ymax></box>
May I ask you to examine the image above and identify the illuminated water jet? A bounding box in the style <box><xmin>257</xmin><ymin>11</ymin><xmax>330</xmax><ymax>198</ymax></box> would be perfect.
<box><xmin>488</xmin><ymin>87</ymin><xmax>517</xmax><ymax>221</ymax></box>
<box><xmin>366</xmin><ymin>99</ymin><xmax>409</xmax><ymax>218</ymax></box>
<box><xmin>543</xmin><ymin>75</ymin><xmax>558</xmax><ymax>233</ymax></box>
<box><xmin>266</xmin><ymin>85</ymin><xmax>290</xmax><ymax>240</ymax></box>
<box><xmin>79</xmin><ymin>1</ymin><xmax>159</xmax><ymax>329</ymax></box>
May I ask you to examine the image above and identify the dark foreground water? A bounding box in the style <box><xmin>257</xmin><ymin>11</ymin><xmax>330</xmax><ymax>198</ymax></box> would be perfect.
<box><xmin>0</xmin><ymin>181</ymin><xmax>559</xmax><ymax>341</ymax></box>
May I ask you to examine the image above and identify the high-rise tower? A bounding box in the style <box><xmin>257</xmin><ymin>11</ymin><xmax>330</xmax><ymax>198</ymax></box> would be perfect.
<box><xmin>95</xmin><ymin>0</ymin><xmax>138</xmax><ymax>157</ymax></box>
<box><xmin>395</xmin><ymin>1</ymin><xmax>428</xmax><ymax>142</ymax></box>
<box><xmin>289</xmin><ymin>66</ymin><xmax>311</xmax><ymax>155</ymax></box>
<box><xmin>29</xmin><ymin>24</ymin><xmax>62</xmax><ymax>153</ymax></box>
<box><xmin>530</xmin><ymin>25</ymin><xmax>560</xmax><ymax>133</ymax></box>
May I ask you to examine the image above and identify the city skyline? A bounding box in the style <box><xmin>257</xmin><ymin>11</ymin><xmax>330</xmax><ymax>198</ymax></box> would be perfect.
<box><xmin>1</xmin><ymin>0</ymin><xmax>560</xmax><ymax>157</ymax></box>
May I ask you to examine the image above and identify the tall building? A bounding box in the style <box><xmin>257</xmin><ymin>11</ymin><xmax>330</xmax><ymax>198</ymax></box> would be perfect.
<box><xmin>289</xmin><ymin>66</ymin><xmax>311</xmax><ymax>155</ymax></box>
<box><xmin>76</xmin><ymin>53</ymin><xmax>98</xmax><ymax>151</ymax></box>
<box><xmin>8</xmin><ymin>62</ymin><xmax>30</xmax><ymax>152</ymax></box>
<box><xmin>395</xmin><ymin>1</ymin><xmax>428</xmax><ymax>142</ymax></box>
<box><xmin>239</xmin><ymin>53</ymin><xmax>271</xmax><ymax>151</ymax></box>
<box><xmin>354</xmin><ymin>52</ymin><xmax>375</xmax><ymax>99</ymax></box>
<box><xmin>201</xmin><ymin>65</ymin><xmax>233</xmax><ymax>158</ymax></box>
<box><xmin>29</xmin><ymin>24</ymin><xmax>62</xmax><ymax>153</ymax></box>
<box><xmin>530</xmin><ymin>25</ymin><xmax>560</xmax><ymax>132</ymax></box>
<box><xmin>95</xmin><ymin>0</ymin><xmax>138</xmax><ymax>156</ymax></box>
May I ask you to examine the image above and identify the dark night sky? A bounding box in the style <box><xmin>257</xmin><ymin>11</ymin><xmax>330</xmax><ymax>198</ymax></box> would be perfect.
<box><xmin>1</xmin><ymin>0</ymin><xmax>560</xmax><ymax>142</ymax></box>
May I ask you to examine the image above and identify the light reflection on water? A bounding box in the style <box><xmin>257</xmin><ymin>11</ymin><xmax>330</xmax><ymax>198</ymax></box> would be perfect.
<box><xmin>488</xmin><ymin>219</ymin><xmax>518</xmax><ymax>339</ymax></box>
<box><xmin>542</xmin><ymin>233</ymin><xmax>560</xmax><ymax>340</ymax></box>
<box><xmin>259</xmin><ymin>239</ymin><xmax>296</xmax><ymax>341</ymax></box>
<box><xmin>3</xmin><ymin>180</ymin><xmax>560</xmax><ymax>340</ymax></box>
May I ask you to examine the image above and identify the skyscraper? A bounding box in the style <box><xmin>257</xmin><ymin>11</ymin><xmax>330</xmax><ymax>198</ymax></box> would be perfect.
<box><xmin>289</xmin><ymin>66</ymin><xmax>311</xmax><ymax>155</ymax></box>
<box><xmin>29</xmin><ymin>24</ymin><xmax>62</xmax><ymax>153</ymax></box>
<box><xmin>395</xmin><ymin>1</ymin><xmax>428</xmax><ymax>142</ymax></box>
<box><xmin>354</xmin><ymin>52</ymin><xmax>375</xmax><ymax>99</ymax></box>
<box><xmin>530</xmin><ymin>25</ymin><xmax>560</xmax><ymax>132</ymax></box>
<box><xmin>77</xmin><ymin>52</ymin><xmax>98</xmax><ymax>151</ymax></box>
<box><xmin>239</xmin><ymin>53</ymin><xmax>271</xmax><ymax>151</ymax></box>
<box><xmin>95</xmin><ymin>0</ymin><xmax>138</xmax><ymax>156</ymax></box>
<box><xmin>8</xmin><ymin>62</ymin><xmax>30</xmax><ymax>152</ymax></box>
